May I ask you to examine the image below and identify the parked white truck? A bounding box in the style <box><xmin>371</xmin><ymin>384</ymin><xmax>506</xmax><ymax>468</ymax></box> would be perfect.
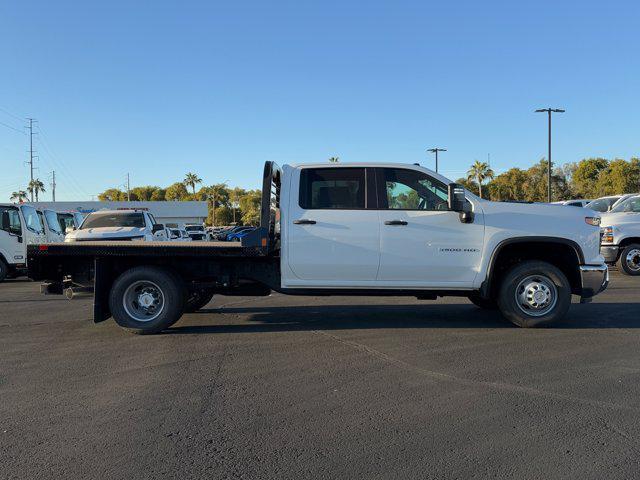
<box><xmin>600</xmin><ymin>194</ymin><xmax>640</xmax><ymax>275</ymax></box>
<box><xmin>64</xmin><ymin>210</ymin><xmax>168</xmax><ymax>242</ymax></box>
<box><xmin>1</xmin><ymin>203</ymin><xmax>46</xmax><ymax>281</ymax></box>
<box><xmin>28</xmin><ymin>162</ymin><xmax>608</xmax><ymax>333</ymax></box>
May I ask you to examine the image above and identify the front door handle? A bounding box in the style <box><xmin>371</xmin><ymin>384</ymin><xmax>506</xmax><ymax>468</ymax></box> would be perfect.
<box><xmin>384</xmin><ymin>220</ymin><xmax>408</xmax><ymax>226</ymax></box>
<box><xmin>293</xmin><ymin>219</ymin><xmax>316</xmax><ymax>225</ymax></box>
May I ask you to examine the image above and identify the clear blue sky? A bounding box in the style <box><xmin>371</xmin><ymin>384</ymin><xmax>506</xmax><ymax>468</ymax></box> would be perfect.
<box><xmin>1</xmin><ymin>0</ymin><xmax>638</xmax><ymax>201</ymax></box>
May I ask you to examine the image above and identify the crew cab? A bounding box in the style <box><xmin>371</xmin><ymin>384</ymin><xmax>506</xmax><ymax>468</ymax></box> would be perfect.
<box><xmin>1</xmin><ymin>203</ymin><xmax>46</xmax><ymax>281</ymax></box>
<box><xmin>64</xmin><ymin>210</ymin><xmax>168</xmax><ymax>242</ymax></box>
<box><xmin>28</xmin><ymin>162</ymin><xmax>608</xmax><ymax>333</ymax></box>
<box><xmin>600</xmin><ymin>194</ymin><xmax>640</xmax><ymax>275</ymax></box>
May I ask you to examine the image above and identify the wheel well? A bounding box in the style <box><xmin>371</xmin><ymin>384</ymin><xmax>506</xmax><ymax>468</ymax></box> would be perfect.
<box><xmin>620</xmin><ymin>237</ymin><xmax>640</xmax><ymax>248</ymax></box>
<box><xmin>485</xmin><ymin>241</ymin><xmax>582</xmax><ymax>297</ymax></box>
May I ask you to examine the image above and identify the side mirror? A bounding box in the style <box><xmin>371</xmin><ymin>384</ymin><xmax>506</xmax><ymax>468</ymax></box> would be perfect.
<box><xmin>152</xmin><ymin>224</ymin><xmax>165</xmax><ymax>233</ymax></box>
<box><xmin>448</xmin><ymin>183</ymin><xmax>466</xmax><ymax>212</ymax></box>
<box><xmin>448</xmin><ymin>183</ymin><xmax>474</xmax><ymax>224</ymax></box>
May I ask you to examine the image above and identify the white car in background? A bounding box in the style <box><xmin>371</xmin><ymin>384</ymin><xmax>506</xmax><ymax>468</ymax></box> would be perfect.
<box><xmin>600</xmin><ymin>194</ymin><xmax>640</xmax><ymax>275</ymax></box>
<box><xmin>64</xmin><ymin>210</ymin><xmax>168</xmax><ymax>242</ymax></box>
<box><xmin>587</xmin><ymin>194</ymin><xmax>637</xmax><ymax>213</ymax></box>
<box><xmin>169</xmin><ymin>228</ymin><xmax>192</xmax><ymax>241</ymax></box>
<box><xmin>552</xmin><ymin>199</ymin><xmax>592</xmax><ymax>208</ymax></box>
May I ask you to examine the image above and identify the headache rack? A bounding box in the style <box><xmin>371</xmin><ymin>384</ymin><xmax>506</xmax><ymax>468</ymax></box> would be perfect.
<box><xmin>241</xmin><ymin>161</ymin><xmax>281</xmax><ymax>252</ymax></box>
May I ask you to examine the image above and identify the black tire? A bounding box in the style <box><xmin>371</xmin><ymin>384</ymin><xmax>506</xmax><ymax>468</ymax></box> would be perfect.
<box><xmin>617</xmin><ymin>244</ymin><xmax>640</xmax><ymax>276</ymax></box>
<box><xmin>468</xmin><ymin>293</ymin><xmax>498</xmax><ymax>310</ymax></box>
<box><xmin>0</xmin><ymin>260</ymin><xmax>7</xmax><ymax>282</ymax></box>
<box><xmin>184</xmin><ymin>287</ymin><xmax>215</xmax><ymax>313</ymax></box>
<box><xmin>497</xmin><ymin>260</ymin><xmax>571</xmax><ymax>328</ymax></box>
<box><xmin>108</xmin><ymin>266</ymin><xmax>185</xmax><ymax>334</ymax></box>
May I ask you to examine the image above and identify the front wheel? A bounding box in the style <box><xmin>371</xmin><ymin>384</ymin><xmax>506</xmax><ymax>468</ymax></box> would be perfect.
<box><xmin>497</xmin><ymin>261</ymin><xmax>571</xmax><ymax>328</ymax></box>
<box><xmin>0</xmin><ymin>260</ymin><xmax>7</xmax><ymax>282</ymax></box>
<box><xmin>109</xmin><ymin>266</ymin><xmax>185</xmax><ymax>334</ymax></box>
<box><xmin>617</xmin><ymin>244</ymin><xmax>640</xmax><ymax>276</ymax></box>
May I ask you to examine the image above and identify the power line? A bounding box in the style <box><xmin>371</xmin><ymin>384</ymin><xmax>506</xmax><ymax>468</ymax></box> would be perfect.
<box><xmin>0</xmin><ymin>105</ymin><xmax>25</xmax><ymax>122</ymax></box>
<box><xmin>0</xmin><ymin>120</ymin><xmax>26</xmax><ymax>135</ymax></box>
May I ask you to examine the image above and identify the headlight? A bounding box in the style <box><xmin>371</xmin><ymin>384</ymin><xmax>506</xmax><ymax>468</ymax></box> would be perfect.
<box><xmin>600</xmin><ymin>226</ymin><xmax>614</xmax><ymax>244</ymax></box>
<box><xmin>585</xmin><ymin>217</ymin><xmax>601</xmax><ymax>226</ymax></box>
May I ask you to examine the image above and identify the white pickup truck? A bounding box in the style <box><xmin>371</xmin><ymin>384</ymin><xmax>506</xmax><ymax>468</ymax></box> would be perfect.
<box><xmin>64</xmin><ymin>210</ymin><xmax>168</xmax><ymax>242</ymax></box>
<box><xmin>28</xmin><ymin>162</ymin><xmax>608</xmax><ymax>333</ymax></box>
<box><xmin>1</xmin><ymin>203</ymin><xmax>47</xmax><ymax>281</ymax></box>
<box><xmin>600</xmin><ymin>194</ymin><xmax>640</xmax><ymax>275</ymax></box>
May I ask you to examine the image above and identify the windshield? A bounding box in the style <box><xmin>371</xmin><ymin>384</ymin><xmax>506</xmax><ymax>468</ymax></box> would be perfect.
<box><xmin>586</xmin><ymin>197</ymin><xmax>618</xmax><ymax>212</ymax></box>
<box><xmin>81</xmin><ymin>212</ymin><xmax>146</xmax><ymax>229</ymax></box>
<box><xmin>20</xmin><ymin>205</ymin><xmax>44</xmax><ymax>234</ymax></box>
<box><xmin>44</xmin><ymin>210</ymin><xmax>63</xmax><ymax>234</ymax></box>
<box><xmin>610</xmin><ymin>196</ymin><xmax>640</xmax><ymax>213</ymax></box>
<box><xmin>185</xmin><ymin>225</ymin><xmax>204</xmax><ymax>231</ymax></box>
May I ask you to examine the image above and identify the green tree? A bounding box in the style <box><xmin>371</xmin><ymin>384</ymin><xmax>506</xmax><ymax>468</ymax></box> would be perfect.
<box><xmin>28</xmin><ymin>179</ymin><xmax>45</xmax><ymax>202</ymax></box>
<box><xmin>239</xmin><ymin>190</ymin><xmax>262</xmax><ymax>226</ymax></box>
<box><xmin>98</xmin><ymin>188</ymin><xmax>127</xmax><ymax>201</ymax></box>
<box><xmin>150</xmin><ymin>188</ymin><xmax>166</xmax><ymax>201</ymax></box>
<box><xmin>455</xmin><ymin>177</ymin><xmax>479</xmax><ymax>196</ymax></box>
<box><xmin>165</xmin><ymin>182</ymin><xmax>189</xmax><ymax>201</ymax></box>
<box><xmin>598</xmin><ymin>158</ymin><xmax>640</xmax><ymax>196</ymax></box>
<box><xmin>131</xmin><ymin>186</ymin><xmax>162</xmax><ymax>201</ymax></box>
<box><xmin>328</xmin><ymin>156</ymin><xmax>339</xmax><ymax>163</ymax></box>
<box><xmin>486</xmin><ymin>168</ymin><xmax>528</xmax><ymax>201</ymax></box>
<box><xmin>229</xmin><ymin>187</ymin><xmax>246</xmax><ymax>224</ymax></box>
<box><xmin>570</xmin><ymin>158</ymin><xmax>609</xmax><ymax>198</ymax></box>
<box><xmin>183</xmin><ymin>172</ymin><xmax>202</xmax><ymax>195</ymax></box>
<box><xmin>10</xmin><ymin>190</ymin><xmax>28</xmax><ymax>203</ymax></box>
<box><xmin>466</xmin><ymin>161</ymin><xmax>494</xmax><ymax>199</ymax></box>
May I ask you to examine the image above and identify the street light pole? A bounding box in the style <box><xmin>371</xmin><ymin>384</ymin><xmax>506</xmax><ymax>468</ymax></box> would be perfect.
<box><xmin>535</xmin><ymin>108</ymin><xmax>565</xmax><ymax>202</ymax></box>
<box><xmin>427</xmin><ymin>147</ymin><xmax>447</xmax><ymax>173</ymax></box>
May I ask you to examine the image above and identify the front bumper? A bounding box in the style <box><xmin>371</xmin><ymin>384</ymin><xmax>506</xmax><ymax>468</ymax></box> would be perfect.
<box><xmin>600</xmin><ymin>245</ymin><xmax>620</xmax><ymax>263</ymax></box>
<box><xmin>579</xmin><ymin>263</ymin><xmax>609</xmax><ymax>300</ymax></box>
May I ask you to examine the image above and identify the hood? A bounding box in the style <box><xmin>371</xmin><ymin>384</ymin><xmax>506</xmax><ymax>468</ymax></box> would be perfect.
<box><xmin>69</xmin><ymin>226</ymin><xmax>146</xmax><ymax>240</ymax></box>
<box><xmin>600</xmin><ymin>211</ymin><xmax>640</xmax><ymax>227</ymax></box>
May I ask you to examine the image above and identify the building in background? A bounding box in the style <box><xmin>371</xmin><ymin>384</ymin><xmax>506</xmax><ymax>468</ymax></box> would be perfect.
<box><xmin>29</xmin><ymin>201</ymin><xmax>208</xmax><ymax>228</ymax></box>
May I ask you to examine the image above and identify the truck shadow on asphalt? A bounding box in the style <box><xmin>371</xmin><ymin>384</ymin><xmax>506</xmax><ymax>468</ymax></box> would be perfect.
<box><xmin>166</xmin><ymin>302</ymin><xmax>640</xmax><ymax>334</ymax></box>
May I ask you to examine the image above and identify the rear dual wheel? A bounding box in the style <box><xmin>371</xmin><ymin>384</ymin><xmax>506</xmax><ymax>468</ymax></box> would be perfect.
<box><xmin>109</xmin><ymin>266</ymin><xmax>185</xmax><ymax>334</ymax></box>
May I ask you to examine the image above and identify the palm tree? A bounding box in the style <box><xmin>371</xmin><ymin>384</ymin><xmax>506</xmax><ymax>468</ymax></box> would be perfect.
<box><xmin>10</xmin><ymin>190</ymin><xmax>28</xmax><ymax>203</ymax></box>
<box><xmin>183</xmin><ymin>172</ymin><xmax>202</xmax><ymax>195</ymax></box>
<box><xmin>466</xmin><ymin>161</ymin><xmax>494</xmax><ymax>199</ymax></box>
<box><xmin>328</xmin><ymin>156</ymin><xmax>339</xmax><ymax>163</ymax></box>
<box><xmin>28</xmin><ymin>179</ymin><xmax>46</xmax><ymax>202</ymax></box>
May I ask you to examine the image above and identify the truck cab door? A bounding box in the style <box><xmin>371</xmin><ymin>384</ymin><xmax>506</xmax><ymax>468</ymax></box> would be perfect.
<box><xmin>285</xmin><ymin>167</ymin><xmax>380</xmax><ymax>286</ymax></box>
<box><xmin>1</xmin><ymin>206</ymin><xmax>25</xmax><ymax>265</ymax></box>
<box><xmin>375</xmin><ymin>167</ymin><xmax>484</xmax><ymax>288</ymax></box>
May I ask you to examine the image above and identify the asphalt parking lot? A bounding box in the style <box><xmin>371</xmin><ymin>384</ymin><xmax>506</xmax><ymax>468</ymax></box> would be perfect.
<box><xmin>1</xmin><ymin>272</ymin><xmax>640</xmax><ymax>479</ymax></box>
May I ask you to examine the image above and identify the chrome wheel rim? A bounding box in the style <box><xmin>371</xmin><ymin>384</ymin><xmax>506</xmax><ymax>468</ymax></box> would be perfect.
<box><xmin>625</xmin><ymin>249</ymin><xmax>640</xmax><ymax>272</ymax></box>
<box><xmin>123</xmin><ymin>280</ymin><xmax>165</xmax><ymax>322</ymax></box>
<box><xmin>515</xmin><ymin>275</ymin><xmax>557</xmax><ymax>317</ymax></box>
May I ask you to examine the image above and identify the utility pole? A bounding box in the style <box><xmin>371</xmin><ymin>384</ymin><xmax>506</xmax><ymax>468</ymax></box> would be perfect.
<box><xmin>27</xmin><ymin>118</ymin><xmax>37</xmax><ymax>201</ymax></box>
<box><xmin>535</xmin><ymin>108</ymin><xmax>565</xmax><ymax>202</ymax></box>
<box><xmin>126</xmin><ymin>173</ymin><xmax>131</xmax><ymax>201</ymax></box>
<box><xmin>427</xmin><ymin>147</ymin><xmax>447</xmax><ymax>173</ymax></box>
<box><xmin>50</xmin><ymin>171</ymin><xmax>56</xmax><ymax>202</ymax></box>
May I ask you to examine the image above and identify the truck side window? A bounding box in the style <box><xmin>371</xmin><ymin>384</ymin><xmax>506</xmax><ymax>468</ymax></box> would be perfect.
<box><xmin>381</xmin><ymin>168</ymin><xmax>449</xmax><ymax>211</ymax></box>
<box><xmin>1</xmin><ymin>207</ymin><xmax>22</xmax><ymax>234</ymax></box>
<box><xmin>299</xmin><ymin>168</ymin><xmax>366</xmax><ymax>209</ymax></box>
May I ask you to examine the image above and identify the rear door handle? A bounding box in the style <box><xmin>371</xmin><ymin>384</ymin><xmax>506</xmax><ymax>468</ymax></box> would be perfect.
<box><xmin>384</xmin><ymin>220</ymin><xmax>408</xmax><ymax>226</ymax></box>
<box><xmin>293</xmin><ymin>219</ymin><xmax>316</xmax><ymax>225</ymax></box>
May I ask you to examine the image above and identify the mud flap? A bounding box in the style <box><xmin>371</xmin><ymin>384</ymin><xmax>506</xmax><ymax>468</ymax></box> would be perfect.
<box><xmin>93</xmin><ymin>257</ymin><xmax>112</xmax><ymax>323</ymax></box>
